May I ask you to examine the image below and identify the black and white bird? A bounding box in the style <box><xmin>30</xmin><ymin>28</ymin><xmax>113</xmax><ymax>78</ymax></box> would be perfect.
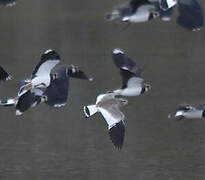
<box><xmin>105</xmin><ymin>0</ymin><xmax>204</xmax><ymax>31</ymax></box>
<box><xmin>18</xmin><ymin>49</ymin><xmax>61</xmax><ymax>97</ymax></box>
<box><xmin>169</xmin><ymin>104</ymin><xmax>205</xmax><ymax>120</ymax></box>
<box><xmin>176</xmin><ymin>0</ymin><xmax>204</xmax><ymax>31</ymax></box>
<box><xmin>0</xmin><ymin>65</ymin><xmax>11</xmax><ymax>82</ymax></box>
<box><xmin>84</xmin><ymin>93</ymin><xmax>128</xmax><ymax>149</ymax></box>
<box><xmin>111</xmin><ymin>48</ymin><xmax>151</xmax><ymax>96</ymax></box>
<box><xmin>44</xmin><ymin>65</ymin><xmax>93</xmax><ymax>108</ymax></box>
<box><xmin>0</xmin><ymin>79</ymin><xmax>43</xmax><ymax>115</ymax></box>
<box><xmin>0</xmin><ymin>65</ymin><xmax>93</xmax><ymax>115</ymax></box>
<box><xmin>105</xmin><ymin>0</ymin><xmax>160</xmax><ymax>23</ymax></box>
<box><xmin>0</xmin><ymin>0</ymin><xmax>16</xmax><ymax>6</ymax></box>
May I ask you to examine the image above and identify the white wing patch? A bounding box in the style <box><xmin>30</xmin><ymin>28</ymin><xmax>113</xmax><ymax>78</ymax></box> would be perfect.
<box><xmin>166</xmin><ymin>0</ymin><xmax>177</xmax><ymax>8</ymax></box>
<box><xmin>99</xmin><ymin>107</ymin><xmax>121</xmax><ymax>129</ymax></box>
<box><xmin>96</xmin><ymin>94</ymin><xmax>106</xmax><ymax>104</ymax></box>
<box><xmin>35</xmin><ymin>60</ymin><xmax>60</xmax><ymax>77</ymax></box>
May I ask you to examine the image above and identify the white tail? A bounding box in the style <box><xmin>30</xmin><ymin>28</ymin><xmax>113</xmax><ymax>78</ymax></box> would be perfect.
<box><xmin>83</xmin><ymin>105</ymin><xmax>98</xmax><ymax>118</ymax></box>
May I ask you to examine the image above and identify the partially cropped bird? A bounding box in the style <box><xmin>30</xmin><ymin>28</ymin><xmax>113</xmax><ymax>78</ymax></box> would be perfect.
<box><xmin>0</xmin><ymin>0</ymin><xmax>16</xmax><ymax>6</ymax></box>
<box><xmin>0</xmin><ymin>65</ymin><xmax>11</xmax><ymax>82</ymax></box>
<box><xmin>84</xmin><ymin>93</ymin><xmax>128</xmax><ymax>149</ymax></box>
<box><xmin>169</xmin><ymin>104</ymin><xmax>205</xmax><ymax>120</ymax></box>
<box><xmin>105</xmin><ymin>0</ymin><xmax>160</xmax><ymax>23</ymax></box>
<box><xmin>0</xmin><ymin>65</ymin><xmax>92</xmax><ymax>115</ymax></box>
<box><xmin>111</xmin><ymin>48</ymin><xmax>151</xmax><ymax>96</ymax></box>
<box><xmin>105</xmin><ymin>0</ymin><xmax>204</xmax><ymax>31</ymax></box>
<box><xmin>176</xmin><ymin>0</ymin><xmax>204</xmax><ymax>31</ymax></box>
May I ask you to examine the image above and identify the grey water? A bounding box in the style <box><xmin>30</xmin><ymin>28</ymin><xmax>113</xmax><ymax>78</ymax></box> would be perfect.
<box><xmin>0</xmin><ymin>0</ymin><xmax>205</xmax><ymax>179</ymax></box>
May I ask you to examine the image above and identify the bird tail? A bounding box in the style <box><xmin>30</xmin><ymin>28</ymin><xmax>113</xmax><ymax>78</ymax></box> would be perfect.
<box><xmin>83</xmin><ymin>105</ymin><xmax>98</xmax><ymax>118</ymax></box>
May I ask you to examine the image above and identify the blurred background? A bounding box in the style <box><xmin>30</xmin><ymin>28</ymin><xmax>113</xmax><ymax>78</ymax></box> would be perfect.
<box><xmin>0</xmin><ymin>0</ymin><xmax>205</xmax><ymax>179</ymax></box>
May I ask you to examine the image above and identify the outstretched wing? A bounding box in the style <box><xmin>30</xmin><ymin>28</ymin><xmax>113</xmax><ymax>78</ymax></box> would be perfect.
<box><xmin>177</xmin><ymin>0</ymin><xmax>204</xmax><ymax>30</ymax></box>
<box><xmin>32</xmin><ymin>49</ymin><xmax>60</xmax><ymax>78</ymax></box>
<box><xmin>0</xmin><ymin>66</ymin><xmax>11</xmax><ymax>81</ymax></box>
<box><xmin>108</xmin><ymin>121</ymin><xmax>125</xmax><ymax>149</ymax></box>
<box><xmin>112</xmin><ymin>49</ymin><xmax>143</xmax><ymax>77</ymax></box>
<box><xmin>44</xmin><ymin>66</ymin><xmax>69</xmax><ymax>107</ymax></box>
<box><xmin>99</xmin><ymin>102</ymin><xmax>125</xmax><ymax>149</ymax></box>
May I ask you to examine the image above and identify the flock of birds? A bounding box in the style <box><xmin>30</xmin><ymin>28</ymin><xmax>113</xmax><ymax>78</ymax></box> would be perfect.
<box><xmin>0</xmin><ymin>0</ymin><xmax>204</xmax><ymax>149</ymax></box>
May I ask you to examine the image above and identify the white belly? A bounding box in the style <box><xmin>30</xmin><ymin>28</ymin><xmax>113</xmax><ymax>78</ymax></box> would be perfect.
<box><xmin>121</xmin><ymin>87</ymin><xmax>142</xmax><ymax>96</ymax></box>
<box><xmin>129</xmin><ymin>5</ymin><xmax>155</xmax><ymax>23</ymax></box>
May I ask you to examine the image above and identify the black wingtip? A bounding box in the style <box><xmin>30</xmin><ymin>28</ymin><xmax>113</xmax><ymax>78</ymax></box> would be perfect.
<box><xmin>108</xmin><ymin>121</ymin><xmax>125</xmax><ymax>149</ymax></box>
<box><xmin>41</xmin><ymin>49</ymin><xmax>60</xmax><ymax>61</ymax></box>
<box><xmin>0</xmin><ymin>66</ymin><xmax>11</xmax><ymax>82</ymax></box>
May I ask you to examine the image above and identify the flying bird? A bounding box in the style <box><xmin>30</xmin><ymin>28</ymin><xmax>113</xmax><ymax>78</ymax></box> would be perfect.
<box><xmin>111</xmin><ymin>48</ymin><xmax>151</xmax><ymax>96</ymax></box>
<box><xmin>169</xmin><ymin>104</ymin><xmax>205</xmax><ymax>120</ymax></box>
<box><xmin>160</xmin><ymin>0</ymin><xmax>177</xmax><ymax>10</ymax></box>
<box><xmin>0</xmin><ymin>65</ymin><xmax>93</xmax><ymax>115</ymax></box>
<box><xmin>105</xmin><ymin>0</ymin><xmax>160</xmax><ymax>23</ymax></box>
<box><xmin>84</xmin><ymin>93</ymin><xmax>128</xmax><ymax>149</ymax></box>
<box><xmin>105</xmin><ymin>0</ymin><xmax>204</xmax><ymax>31</ymax></box>
<box><xmin>0</xmin><ymin>65</ymin><xmax>11</xmax><ymax>82</ymax></box>
<box><xmin>44</xmin><ymin>65</ymin><xmax>93</xmax><ymax>108</ymax></box>
<box><xmin>18</xmin><ymin>49</ymin><xmax>61</xmax><ymax>97</ymax></box>
<box><xmin>0</xmin><ymin>0</ymin><xmax>16</xmax><ymax>6</ymax></box>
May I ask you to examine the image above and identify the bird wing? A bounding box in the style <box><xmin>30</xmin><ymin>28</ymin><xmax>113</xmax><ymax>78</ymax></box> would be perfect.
<box><xmin>99</xmin><ymin>106</ymin><xmax>125</xmax><ymax>149</ymax></box>
<box><xmin>159</xmin><ymin>0</ymin><xmax>177</xmax><ymax>10</ymax></box>
<box><xmin>44</xmin><ymin>66</ymin><xmax>69</xmax><ymax>107</ymax></box>
<box><xmin>31</xmin><ymin>49</ymin><xmax>60</xmax><ymax>78</ymax></box>
<box><xmin>120</xmin><ymin>70</ymin><xmax>144</xmax><ymax>89</ymax></box>
<box><xmin>0</xmin><ymin>65</ymin><xmax>11</xmax><ymax>81</ymax></box>
<box><xmin>0</xmin><ymin>0</ymin><xmax>16</xmax><ymax>6</ymax></box>
<box><xmin>112</xmin><ymin>49</ymin><xmax>143</xmax><ymax>77</ymax></box>
<box><xmin>177</xmin><ymin>0</ymin><xmax>204</xmax><ymax>30</ymax></box>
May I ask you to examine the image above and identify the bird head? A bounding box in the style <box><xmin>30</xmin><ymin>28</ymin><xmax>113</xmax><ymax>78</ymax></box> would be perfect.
<box><xmin>144</xmin><ymin>83</ymin><xmax>151</xmax><ymax>92</ymax></box>
<box><xmin>168</xmin><ymin>110</ymin><xmax>184</xmax><ymax>121</ymax></box>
